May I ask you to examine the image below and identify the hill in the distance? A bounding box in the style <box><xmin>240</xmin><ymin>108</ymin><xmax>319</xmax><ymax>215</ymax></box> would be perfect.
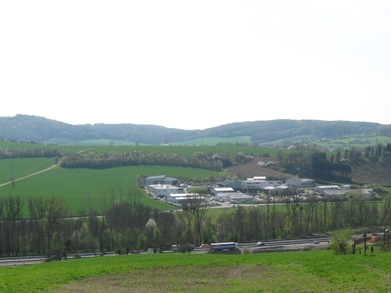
<box><xmin>1</xmin><ymin>114</ymin><xmax>391</xmax><ymax>146</ymax></box>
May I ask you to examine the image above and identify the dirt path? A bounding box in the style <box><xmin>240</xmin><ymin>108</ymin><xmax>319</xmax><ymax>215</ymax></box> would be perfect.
<box><xmin>0</xmin><ymin>164</ymin><xmax>58</xmax><ymax>188</ymax></box>
<box><xmin>0</xmin><ymin>149</ymin><xmax>91</xmax><ymax>188</ymax></box>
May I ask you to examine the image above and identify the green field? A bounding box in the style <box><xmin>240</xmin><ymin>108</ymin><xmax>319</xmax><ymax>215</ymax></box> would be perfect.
<box><xmin>0</xmin><ymin>142</ymin><xmax>278</xmax><ymax>215</ymax></box>
<box><xmin>0</xmin><ymin>163</ymin><xmax>220</xmax><ymax>215</ymax></box>
<box><xmin>171</xmin><ymin>136</ymin><xmax>253</xmax><ymax>146</ymax></box>
<box><xmin>0</xmin><ymin>157</ymin><xmax>55</xmax><ymax>185</ymax></box>
<box><xmin>0</xmin><ymin>140</ymin><xmax>281</xmax><ymax>159</ymax></box>
<box><xmin>48</xmin><ymin>136</ymin><xmax>255</xmax><ymax>146</ymax></box>
<box><xmin>313</xmin><ymin>135</ymin><xmax>391</xmax><ymax>149</ymax></box>
<box><xmin>64</xmin><ymin>144</ymin><xmax>276</xmax><ymax>157</ymax></box>
<box><xmin>2</xmin><ymin>249</ymin><xmax>391</xmax><ymax>292</ymax></box>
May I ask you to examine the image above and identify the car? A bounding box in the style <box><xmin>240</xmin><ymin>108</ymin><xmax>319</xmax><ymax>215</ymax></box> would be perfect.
<box><xmin>256</xmin><ymin>241</ymin><xmax>265</xmax><ymax>246</ymax></box>
<box><xmin>199</xmin><ymin>244</ymin><xmax>212</xmax><ymax>249</ymax></box>
<box><xmin>313</xmin><ymin>240</ymin><xmax>320</xmax><ymax>244</ymax></box>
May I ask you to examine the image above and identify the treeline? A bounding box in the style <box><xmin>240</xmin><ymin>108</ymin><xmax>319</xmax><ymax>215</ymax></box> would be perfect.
<box><xmin>311</xmin><ymin>152</ymin><xmax>352</xmax><ymax>181</ymax></box>
<box><xmin>275</xmin><ymin>147</ymin><xmax>390</xmax><ymax>181</ymax></box>
<box><xmin>0</xmin><ymin>147</ymin><xmax>63</xmax><ymax>159</ymax></box>
<box><xmin>364</xmin><ymin>143</ymin><xmax>391</xmax><ymax>162</ymax></box>
<box><xmin>0</xmin><ymin>193</ymin><xmax>162</xmax><ymax>257</ymax></box>
<box><xmin>60</xmin><ymin>151</ymin><xmax>253</xmax><ymax>171</ymax></box>
<box><xmin>216</xmin><ymin>195</ymin><xmax>391</xmax><ymax>242</ymax></box>
<box><xmin>276</xmin><ymin>150</ymin><xmax>352</xmax><ymax>181</ymax></box>
<box><xmin>1</xmin><ymin>192</ymin><xmax>391</xmax><ymax>257</ymax></box>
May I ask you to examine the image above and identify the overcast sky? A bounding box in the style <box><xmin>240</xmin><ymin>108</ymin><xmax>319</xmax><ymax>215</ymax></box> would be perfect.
<box><xmin>1</xmin><ymin>1</ymin><xmax>390</xmax><ymax>130</ymax></box>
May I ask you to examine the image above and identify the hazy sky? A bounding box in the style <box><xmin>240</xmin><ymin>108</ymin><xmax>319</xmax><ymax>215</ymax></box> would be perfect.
<box><xmin>1</xmin><ymin>1</ymin><xmax>390</xmax><ymax>130</ymax></box>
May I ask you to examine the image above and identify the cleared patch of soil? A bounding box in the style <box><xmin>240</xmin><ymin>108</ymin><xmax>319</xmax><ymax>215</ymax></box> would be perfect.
<box><xmin>50</xmin><ymin>265</ymin><xmax>274</xmax><ymax>293</ymax></box>
<box><xmin>50</xmin><ymin>262</ymin><xmax>334</xmax><ymax>293</ymax></box>
<box><xmin>228</xmin><ymin>156</ymin><xmax>292</xmax><ymax>180</ymax></box>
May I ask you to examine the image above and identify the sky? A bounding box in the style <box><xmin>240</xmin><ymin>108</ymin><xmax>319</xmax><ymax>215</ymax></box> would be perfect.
<box><xmin>1</xmin><ymin>1</ymin><xmax>391</xmax><ymax>130</ymax></box>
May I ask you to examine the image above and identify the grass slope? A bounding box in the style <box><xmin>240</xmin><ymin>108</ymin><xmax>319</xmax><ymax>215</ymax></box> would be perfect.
<box><xmin>2</xmin><ymin>249</ymin><xmax>391</xmax><ymax>292</ymax></box>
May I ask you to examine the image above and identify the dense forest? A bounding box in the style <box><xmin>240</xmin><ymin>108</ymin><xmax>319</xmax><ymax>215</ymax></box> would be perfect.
<box><xmin>1</xmin><ymin>192</ymin><xmax>390</xmax><ymax>257</ymax></box>
<box><xmin>269</xmin><ymin>143</ymin><xmax>391</xmax><ymax>184</ymax></box>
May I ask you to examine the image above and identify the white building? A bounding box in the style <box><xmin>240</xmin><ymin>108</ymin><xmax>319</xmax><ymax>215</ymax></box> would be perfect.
<box><xmin>167</xmin><ymin>193</ymin><xmax>204</xmax><ymax>205</ymax></box>
<box><xmin>146</xmin><ymin>175</ymin><xmax>178</xmax><ymax>186</ymax></box>
<box><xmin>321</xmin><ymin>189</ymin><xmax>349</xmax><ymax>198</ymax></box>
<box><xmin>226</xmin><ymin>192</ymin><xmax>254</xmax><ymax>203</ymax></box>
<box><xmin>241</xmin><ymin>179</ymin><xmax>283</xmax><ymax>190</ymax></box>
<box><xmin>215</xmin><ymin>192</ymin><xmax>231</xmax><ymax>201</ymax></box>
<box><xmin>262</xmin><ymin>185</ymin><xmax>294</xmax><ymax>196</ymax></box>
<box><xmin>314</xmin><ymin>185</ymin><xmax>341</xmax><ymax>193</ymax></box>
<box><xmin>146</xmin><ymin>184</ymin><xmax>183</xmax><ymax>198</ymax></box>
<box><xmin>210</xmin><ymin>187</ymin><xmax>234</xmax><ymax>196</ymax></box>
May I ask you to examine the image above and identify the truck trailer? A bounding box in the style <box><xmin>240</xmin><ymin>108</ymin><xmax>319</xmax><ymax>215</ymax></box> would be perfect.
<box><xmin>211</xmin><ymin>242</ymin><xmax>239</xmax><ymax>251</ymax></box>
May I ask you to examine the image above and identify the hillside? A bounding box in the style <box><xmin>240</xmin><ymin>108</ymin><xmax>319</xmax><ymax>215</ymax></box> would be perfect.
<box><xmin>0</xmin><ymin>114</ymin><xmax>390</xmax><ymax>146</ymax></box>
<box><xmin>229</xmin><ymin>156</ymin><xmax>391</xmax><ymax>186</ymax></box>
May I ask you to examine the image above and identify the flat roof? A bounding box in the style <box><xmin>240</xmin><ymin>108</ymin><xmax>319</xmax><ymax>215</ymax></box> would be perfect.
<box><xmin>148</xmin><ymin>184</ymin><xmax>179</xmax><ymax>190</ymax></box>
<box><xmin>213</xmin><ymin>187</ymin><xmax>234</xmax><ymax>191</ymax></box>
<box><xmin>146</xmin><ymin>175</ymin><xmax>165</xmax><ymax>179</ymax></box>
<box><xmin>169</xmin><ymin>193</ymin><xmax>199</xmax><ymax>197</ymax></box>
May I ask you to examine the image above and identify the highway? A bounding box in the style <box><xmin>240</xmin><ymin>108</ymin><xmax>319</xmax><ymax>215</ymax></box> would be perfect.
<box><xmin>0</xmin><ymin>238</ymin><xmax>330</xmax><ymax>266</ymax></box>
<box><xmin>0</xmin><ymin>252</ymin><xmax>116</xmax><ymax>266</ymax></box>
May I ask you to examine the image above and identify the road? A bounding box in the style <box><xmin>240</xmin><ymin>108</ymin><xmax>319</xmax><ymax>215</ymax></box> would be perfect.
<box><xmin>190</xmin><ymin>238</ymin><xmax>330</xmax><ymax>254</ymax></box>
<box><xmin>0</xmin><ymin>238</ymin><xmax>330</xmax><ymax>266</ymax></box>
<box><xmin>0</xmin><ymin>252</ymin><xmax>117</xmax><ymax>266</ymax></box>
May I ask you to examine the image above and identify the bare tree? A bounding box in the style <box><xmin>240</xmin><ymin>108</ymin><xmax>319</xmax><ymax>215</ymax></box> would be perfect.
<box><xmin>44</xmin><ymin>196</ymin><xmax>68</xmax><ymax>252</ymax></box>
<box><xmin>182</xmin><ymin>194</ymin><xmax>208</xmax><ymax>245</ymax></box>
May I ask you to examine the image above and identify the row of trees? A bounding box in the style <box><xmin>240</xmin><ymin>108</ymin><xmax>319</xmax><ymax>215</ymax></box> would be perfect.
<box><xmin>1</xmin><ymin>191</ymin><xmax>391</xmax><ymax>257</ymax></box>
<box><xmin>311</xmin><ymin>152</ymin><xmax>352</xmax><ymax>181</ymax></box>
<box><xmin>60</xmin><ymin>151</ymin><xmax>253</xmax><ymax>171</ymax></box>
<box><xmin>364</xmin><ymin>143</ymin><xmax>391</xmax><ymax>162</ymax></box>
<box><xmin>276</xmin><ymin>151</ymin><xmax>352</xmax><ymax>181</ymax></box>
<box><xmin>0</xmin><ymin>147</ymin><xmax>63</xmax><ymax>159</ymax></box>
<box><xmin>276</xmin><ymin>144</ymin><xmax>391</xmax><ymax>182</ymax></box>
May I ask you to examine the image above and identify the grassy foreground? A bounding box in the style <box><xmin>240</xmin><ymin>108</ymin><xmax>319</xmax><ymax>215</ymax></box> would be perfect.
<box><xmin>1</xmin><ymin>249</ymin><xmax>391</xmax><ymax>292</ymax></box>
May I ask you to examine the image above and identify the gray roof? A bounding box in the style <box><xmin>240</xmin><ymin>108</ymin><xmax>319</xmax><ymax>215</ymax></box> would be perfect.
<box><xmin>146</xmin><ymin>175</ymin><xmax>165</xmax><ymax>180</ymax></box>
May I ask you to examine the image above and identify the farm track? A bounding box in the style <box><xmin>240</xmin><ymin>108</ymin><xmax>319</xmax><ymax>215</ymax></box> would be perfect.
<box><xmin>0</xmin><ymin>164</ymin><xmax>57</xmax><ymax>188</ymax></box>
<box><xmin>0</xmin><ymin>148</ymin><xmax>92</xmax><ymax>188</ymax></box>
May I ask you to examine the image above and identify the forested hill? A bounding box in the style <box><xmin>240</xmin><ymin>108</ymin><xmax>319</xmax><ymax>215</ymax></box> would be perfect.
<box><xmin>1</xmin><ymin>114</ymin><xmax>390</xmax><ymax>145</ymax></box>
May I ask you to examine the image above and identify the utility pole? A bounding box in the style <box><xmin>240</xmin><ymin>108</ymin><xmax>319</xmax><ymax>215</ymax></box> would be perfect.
<box><xmin>11</xmin><ymin>155</ymin><xmax>15</xmax><ymax>189</ymax></box>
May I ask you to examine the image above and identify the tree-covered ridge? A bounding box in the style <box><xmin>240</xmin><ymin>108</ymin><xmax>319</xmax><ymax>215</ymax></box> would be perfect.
<box><xmin>60</xmin><ymin>151</ymin><xmax>253</xmax><ymax>171</ymax></box>
<box><xmin>0</xmin><ymin>115</ymin><xmax>386</xmax><ymax>145</ymax></box>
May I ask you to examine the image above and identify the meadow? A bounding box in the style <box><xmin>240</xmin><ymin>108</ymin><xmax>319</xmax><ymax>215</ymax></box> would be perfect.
<box><xmin>0</xmin><ymin>141</ymin><xmax>274</xmax><ymax>216</ymax></box>
<box><xmin>0</xmin><ymin>157</ymin><xmax>55</xmax><ymax>185</ymax></box>
<box><xmin>67</xmin><ymin>144</ymin><xmax>276</xmax><ymax>157</ymax></box>
<box><xmin>1</xmin><ymin>249</ymin><xmax>391</xmax><ymax>292</ymax></box>
<box><xmin>48</xmin><ymin>136</ymin><xmax>255</xmax><ymax>147</ymax></box>
<box><xmin>0</xmin><ymin>162</ymin><xmax>221</xmax><ymax>215</ymax></box>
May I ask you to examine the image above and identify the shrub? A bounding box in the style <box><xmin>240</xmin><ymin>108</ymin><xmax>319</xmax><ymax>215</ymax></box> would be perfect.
<box><xmin>329</xmin><ymin>229</ymin><xmax>353</xmax><ymax>254</ymax></box>
<box><xmin>241</xmin><ymin>246</ymin><xmax>253</xmax><ymax>254</ymax></box>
